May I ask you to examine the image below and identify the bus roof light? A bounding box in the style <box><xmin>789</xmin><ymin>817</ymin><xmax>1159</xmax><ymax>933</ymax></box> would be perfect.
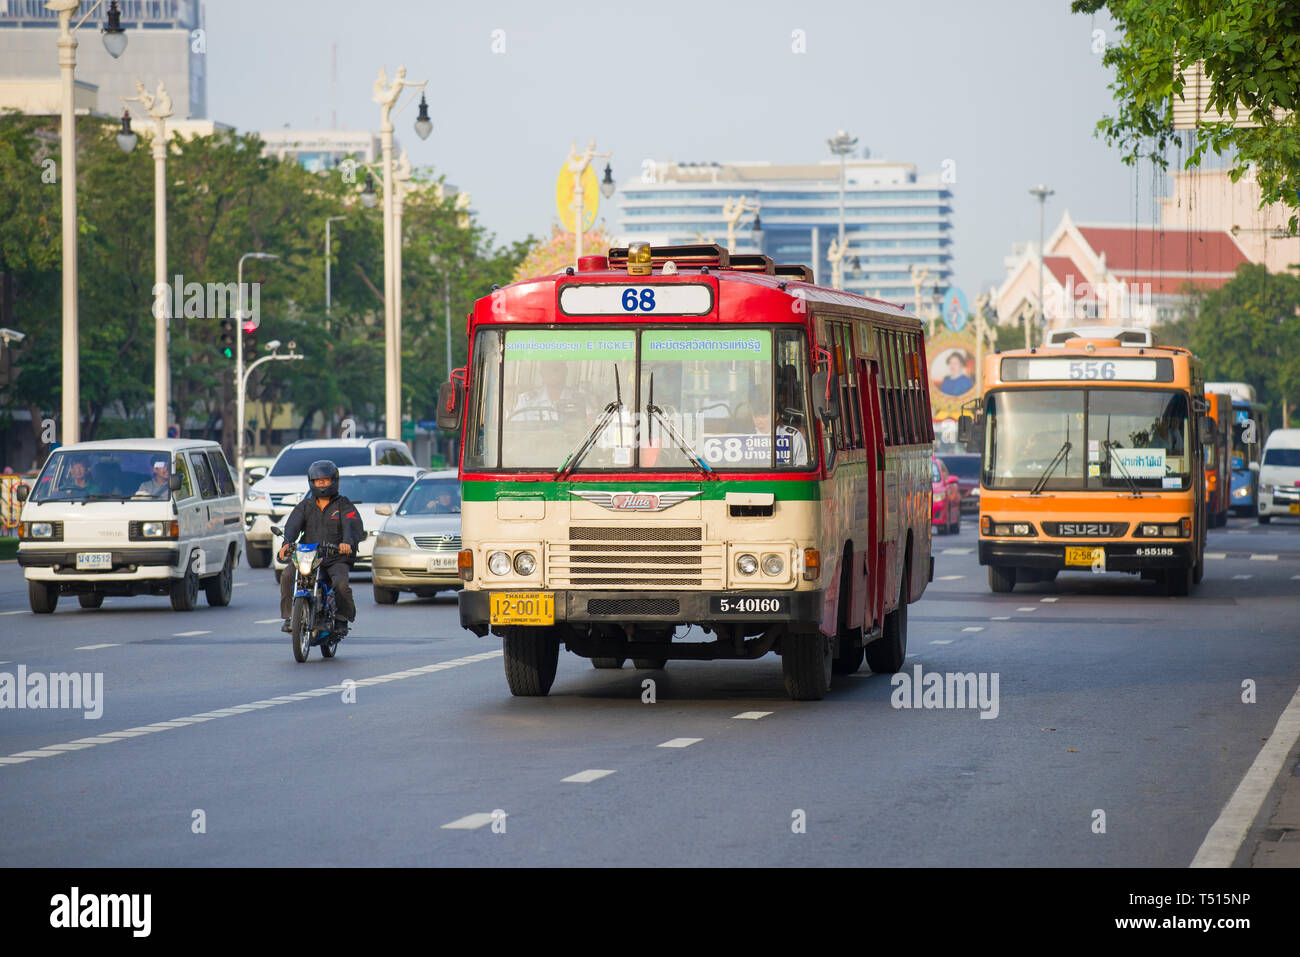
<box><xmin>627</xmin><ymin>242</ymin><xmax>653</xmax><ymax>276</ymax></box>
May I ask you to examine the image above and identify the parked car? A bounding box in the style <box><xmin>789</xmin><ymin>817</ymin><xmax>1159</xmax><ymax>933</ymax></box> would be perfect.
<box><xmin>242</xmin><ymin>437</ymin><xmax>415</xmax><ymax>568</ymax></box>
<box><xmin>15</xmin><ymin>439</ymin><xmax>243</xmax><ymax>613</ymax></box>
<box><xmin>1256</xmin><ymin>428</ymin><xmax>1300</xmax><ymax>524</ymax></box>
<box><xmin>931</xmin><ymin>455</ymin><xmax>962</xmax><ymax>534</ymax></box>
<box><xmin>270</xmin><ymin>464</ymin><xmax>427</xmax><ymax>581</ymax></box>
<box><xmin>937</xmin><ymin>451</ymin><xmax>981</xmax><ymax>513</ymax></box>
<box><xmin>370</xmin><ymin>470</ymin><xmax>461</xmax><ymax>603</ymax></box>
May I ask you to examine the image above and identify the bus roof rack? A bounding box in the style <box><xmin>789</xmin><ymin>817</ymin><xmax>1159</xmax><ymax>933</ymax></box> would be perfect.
<box><xmin>772</xmin><ymin>264</ymin><xmax>815</xmax><ymax>282</ymax></box>
<box><xmin>727</xmin><ymin>254</ymin><xmax>776</xmax><ymax>275</ymax></box>
<box><xmin>1045</xmin><ymin>326</ymin><xmax>1154</xmax><ymax>347</ymax></box>
<box><xmin>607</xmin><ymin>244</ymin><xmax>730</xmax><ymax>269</ymax></box>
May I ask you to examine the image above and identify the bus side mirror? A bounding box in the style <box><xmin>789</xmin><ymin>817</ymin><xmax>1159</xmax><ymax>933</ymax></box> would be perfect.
<box><xmin>15</xmin><ymin>483</ymin><xmax>29</xmax><ymax>503</ymax></box>
<box><xmin>957</xmin><ymin>415</ymin><xmax>973</xmax><ymax>445</ymax></box>
<box><xmin>169</xmin><ymin>473</ymin><xmax>182</xmax><ymax>491</ymax></box>
<box><xmin>436</xmin><ymin>379</ymin><xmax>464</xmax><ymax>433</ymax></box>
<box><xmin>1248</xmin><ymin>461</ymin><xmax>1259</xmax><ymax>474</ymax></box>
<box><xmin>811</xmin><ymin>370</ymin><xmax>841</xmax><ymax>422</ymax></box>
<box><xmin>1198</xmin><ymin>416</ymin><xmax>1213</xmax><ymax>445</ymax></box>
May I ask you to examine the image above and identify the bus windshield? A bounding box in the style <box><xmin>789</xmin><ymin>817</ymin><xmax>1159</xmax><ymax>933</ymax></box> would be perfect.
<box><xmin>464</xmin><ymin>326</ymin><xmax>814</xmax><ymax>471</ymax></box>
<box><xmin>984</xmin><ymin>388</ymin><xmax>1191</xmax><ymax>491</ymax></box>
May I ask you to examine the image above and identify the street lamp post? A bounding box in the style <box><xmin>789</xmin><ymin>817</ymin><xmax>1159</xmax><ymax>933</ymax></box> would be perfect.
<box><xmin>827</xmin><ymin>129</ymin><xmax>858</xmax><ymax>262</ymax></box>
<box><xmin>372</xmin><ymin>66</ymin><xmax>429</xmax><ymax>440</ymax></box>
<box><xmin>324</xmin><ymin>215</ymin><xmax>346</xmax><ymax>320</ymax></box>
<box><xmin>240</xmin><ymin>340</ymin><xmax>303</xmax><ymax>472</ymax></box>
<box><xmin>826</xmin><ymin>236</ymin><xmax>850</xmax><ymax>291</ymax></box>
<box><xmin>1029</xmin><ymin>184</ymin><xmax>1054</xmax><ymax>348</ymax></box>
<box><xmin>392</xmin><ymin>149</ymin><xmax>413</xmax><ymax>429</ymax></box>
<box><xmin>722</xmin><ymin>195</ymin><xmax>762</xmax><ymax>255</ymax></box>
<box><xmin>119</xmin><ymin>79</ymin><xmax>172</xmax><ymax>439</ymax></box>
<box><xmin>235</xmin><ymin>252</ymin><xmax>278</xmax><ymax>499</ymax></box>
<box><xmin>49</xmin><ymin>0</ymin><xmax>128</xmax><ymax>446</ymax></box>
<box><xmin>563</xmin><ymin>141</ymin><xmax>613</xmax><ymax>267</ymax></box>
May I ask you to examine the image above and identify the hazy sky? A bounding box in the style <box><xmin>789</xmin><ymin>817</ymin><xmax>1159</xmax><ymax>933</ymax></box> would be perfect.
<box><xmin>205</xmin><ymin>0</ymin><xmax>1174</xmax><ymax>299</ymax></box>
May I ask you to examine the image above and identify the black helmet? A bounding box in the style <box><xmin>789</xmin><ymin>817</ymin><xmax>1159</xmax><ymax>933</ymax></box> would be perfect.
<box><xmin>307</xmin><ymin>460</ymin><xmax>339</xmax><ymax>500</ymax></box>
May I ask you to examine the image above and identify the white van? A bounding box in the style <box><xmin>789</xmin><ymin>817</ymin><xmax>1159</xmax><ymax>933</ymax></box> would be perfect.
<box><xmin>15</xmin><ymin>439</ymin><xmax>245</xmax><ymax>613</ymax></box>
<box><xmin>1257</xmin><ymin>428</ymin><xmax>1300</xmax><ymax>523</ymax></box>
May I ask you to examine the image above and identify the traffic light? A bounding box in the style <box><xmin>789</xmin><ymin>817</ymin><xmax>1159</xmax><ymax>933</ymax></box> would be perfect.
<box><xmin>242</xmin><ymin>319</ymin><xmax>257</xmax><ymax>358</ymax></box>
<box><xmin>219</xmin><ymin>318</ymin><xmax>235</xmax><ymax>360</ymax></box>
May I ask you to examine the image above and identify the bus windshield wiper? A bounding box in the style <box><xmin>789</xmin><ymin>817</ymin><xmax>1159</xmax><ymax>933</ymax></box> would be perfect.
<box><xmin>1030</xmin><ymin>441</ymin><xmax>1072</xmax><ymax>496</ymax></box>
<box><xmin>1104</xmin><ymin>440</ymin><xmax>1143</xmax><ymax>498</ymax></box>
<box><xmin>556</xmin><ymin>367</ymin><xmax>624</xmax><ymax>479</ymax></box>
<box><xmin>646</xmin><ymin>402</ymin><xmax>714</xmax><ymax>478</ymax></box>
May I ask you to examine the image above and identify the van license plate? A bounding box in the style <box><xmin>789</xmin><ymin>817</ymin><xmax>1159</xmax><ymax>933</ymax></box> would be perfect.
<box><xmin>76</xmin><ymin>552</ymin><xmax>112</xmax><ymax>570</ymax></box>
<box><xmin>1290</xmin><ymin>504</ymin><xmax>1299</xmax><ymax>514</ymax></box>
<box><xmin>490</xmin><ymin>592</ymin><xmax>554</xmax><ymax>625</ymax></box>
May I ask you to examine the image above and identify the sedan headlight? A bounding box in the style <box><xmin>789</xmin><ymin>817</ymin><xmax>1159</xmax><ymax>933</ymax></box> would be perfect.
<box><xmin>735</xmin><ymin>553</ymin><xmax>758</xmax><ymax>576</ymax></box>
<box><xmin>513</xmin><ymin>551</ymin><xmax>537</xmax><ymax>575</ymax></box>
<box><xmin>933</xmin><ymin>492</ymin><xmax>945</xmax><ymax>503</ymax></box>
<box><xmin>375</xmin><ymin>531</ymin><xmax>411</xmax><ymax>549</ymax></box>
<box><xmin>488</xmin><ymin>550</ymin><xmax>512</xmax><ymax>576</ymax></box>
<box><xmin>1233</xmin><ymin>486</ymin><xmax>1249</xmax><ymax>498</ymax></box>
<box><xmin>246</xmin><ymin>490</ymin><xmax>268</xmax><ymax>504</ymax></box>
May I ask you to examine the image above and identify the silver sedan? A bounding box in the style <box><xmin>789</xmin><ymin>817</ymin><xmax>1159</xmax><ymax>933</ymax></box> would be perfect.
<box><xmin>371</xmin><ymin>471</ymin><xmax>462</xmax><ymax>604</ymax></box>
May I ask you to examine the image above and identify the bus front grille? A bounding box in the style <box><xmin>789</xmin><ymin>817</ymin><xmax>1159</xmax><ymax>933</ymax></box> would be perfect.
<box><xmin>548</xmin><ymin>526</ymin><xmax>723</xmax><ymax>589</ymax></box>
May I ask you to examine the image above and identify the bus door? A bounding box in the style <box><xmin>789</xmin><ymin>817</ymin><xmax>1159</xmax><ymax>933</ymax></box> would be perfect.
<box><xmin>859</xmin><ymin>357</ymin><xmax>886</xmax><ymax>631</ymax></box>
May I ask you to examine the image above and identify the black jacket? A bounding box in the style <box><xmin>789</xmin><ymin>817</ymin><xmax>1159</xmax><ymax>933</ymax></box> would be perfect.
<box><xmin>282</xmin><ymin>492</ymin><xmax>364</xmax><ymax>566</ymax></box>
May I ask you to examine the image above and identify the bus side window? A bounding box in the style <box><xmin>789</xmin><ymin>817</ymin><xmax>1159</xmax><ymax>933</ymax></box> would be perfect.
<box><xmin>875</xmin><ymin>329</ymin><xmax>891</xmax><ymax>445</ymax></box>
<box><xmin>879</xmin><ymin>330</ymin><xmax>898</xmax><ymax>447</ymax></box>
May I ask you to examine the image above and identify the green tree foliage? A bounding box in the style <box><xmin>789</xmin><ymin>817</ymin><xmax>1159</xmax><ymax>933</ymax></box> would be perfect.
<box><xmin>1155</xmin><ymin>263</ymin><xmax>1300</xmax><ymax>426</ymax></box>
<box><xmin>0</xmin><ymin>110</ymin><xmax>527</xmax><ymax>467</ymax></box>
<box><xmin>1072</xmin><ymin>0</ymin><xmax>1300</xmax><ymax>232</ymax></box>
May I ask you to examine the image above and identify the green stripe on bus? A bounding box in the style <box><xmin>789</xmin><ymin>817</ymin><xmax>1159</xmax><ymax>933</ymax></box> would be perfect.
<box><xmin>462</xmin><ymin>479</ymin><xmax>823</xmax><ymax>502</ymax></box>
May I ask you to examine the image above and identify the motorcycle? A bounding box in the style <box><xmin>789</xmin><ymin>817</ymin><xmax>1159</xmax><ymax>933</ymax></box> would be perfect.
<box><xmin>272</xmin><ymin>525</ymin><xmax>344</xmax><ymax>663</ymax></box>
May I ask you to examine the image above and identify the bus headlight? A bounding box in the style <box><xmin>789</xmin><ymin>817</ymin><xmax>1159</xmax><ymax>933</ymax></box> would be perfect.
<box><xmin>488</xmin><ymin>551</ymin><xmax>512</xmax><ymax>576</ymax></box>
<box><xmin>761</xmin><ymin>553</ymin><xmax>784</xmax><ymax>576</ymax></box>
<box><xmin>513</xmin><ymin>551</ymin><xmax>537</xmax><ymax>575</ymax></box>
<box><xmin>735</xmin><ymin>553</ymin><xmax>758</xmax><ymax>576</ymax></box>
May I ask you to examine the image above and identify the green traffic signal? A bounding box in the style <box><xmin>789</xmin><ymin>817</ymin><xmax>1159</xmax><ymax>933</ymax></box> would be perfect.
<box><xmin>219</xmin><ymin>318</ymin><xmax>235</xmax><ymax>359</ymax></box>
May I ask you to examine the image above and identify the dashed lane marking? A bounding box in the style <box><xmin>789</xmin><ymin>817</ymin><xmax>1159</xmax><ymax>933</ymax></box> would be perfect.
<box><xmin>930</xmin><ymin>639</ymin><xmax>953</xmax><ymax>645</ymax></box>
<box><xmin>172</xmin><ymin>630</ymin><xmax>211</xmax><ymax>637</ymax></box>
<box><xmin>991</xmin><ymin>616</ymin><xmax>1011</xmax><ymax>621</ymax></box>
<box><xmin>562</xmin><ymin>769</ymin><xmax>616</xmax><ymax>783</ymax></box>
<box><xmin>254</xmin><ymin>618</ymin><xmax>282</xmax><ymax>624</ymax></box>
<box><xmin>658</xmin><ymin>738</ymin><xmax>702</xmax><ymax>748</ymax></box>
<box><xmin>1250</xmin><ymin>554</ymin><xmax>1278</xmax><ymax>561</ymax></box>
<box><xmin>732</xmin><ymin>711</ymin><xmax>773</xmax><ymax>720</ymax></box>
<box><xmin>74</xmin><ymin>643</ymin><xmax>119</xmax><ymax>651</ymax></box>
<box><xmin>936</xmin><ymin>575</ymin><xmax>964</xmax><ymax>581</ymax></box>
<box><xmin>1232</xmin><ymin>574</ymin><xmax>1252</xmax><ymax>580</ymax></box>
<box><xmin>961</xmin><ymin>627</ymin><xmax>984</xmax><ymax>633</ymax></box>
<box><xmin>441</xmin><ymin>813</ymin><xmax>501</xmax><ymax>830</ymax></box>
<box><xmin>1016</xmin><ymin>607</ymin><xmax>1039</xmax><ymax>613</ymax></box>
<box><xmin>942</xmin><ymin>548</ymin><xmax>973</xmax><ymax>555</ymax></box>
<box><xmin>1040</xmin><ymin>597</ymin><xmax>1058</xmax><ymax>603</ymax></box>
<box><xmin>1204</xmin><ymin>552</ymin><xmax>1226</xmax><ymax>560</ymax></box>
<box><xmin>0</xmin><ymin>611</ymin><xmax>26</xmax><ymax>616</ymax></box>
<box><xmin>0</xmin><ymin>650</ymin><xmax>504</xmax><ymax>769</ymax></box>
<box><xmin>1193</xmin><ymin>683</ymin><xmax>1300</xmax><ymax>867</ymax></box>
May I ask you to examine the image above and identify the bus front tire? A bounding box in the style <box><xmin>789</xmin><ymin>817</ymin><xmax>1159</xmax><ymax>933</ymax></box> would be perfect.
<box><xmin>866</xmin><ymin>577</ymin><xmax>908</xmax><ymax>674</ymax></box>
<box><xmin>1165</xmin><ymin>565</ymin><xmax>1193</xmax><ymax>596</ymax></box>
<box><xmin>591</xmin><ymin>657</ymin><xmax>625</xmax><ymax>669</ymax></box>
<box><xmin>502</xmin><ymin>627</ymin><xmax>559</xmax><ymax>696</ymax></box>
<box><xmin>1258</xmin><ymin>513</ymin><xmax>1271</xmax><ymax>525</ymax></box>
<box><xmin>782</xmin><ymin>631</ymin><xmax>833</xmax><ymax>700</ymax></box>
<box><xmin>988</xmin><ymin>565</ymin><xmax>1016</xmax><ymax>593</ymax></box>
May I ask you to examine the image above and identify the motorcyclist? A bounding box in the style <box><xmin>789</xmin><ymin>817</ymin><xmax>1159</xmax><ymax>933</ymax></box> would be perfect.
<box><xmin>278</xmin><ymin>460</ymin><xmax>363</xmax><ymax>636</ymax></box>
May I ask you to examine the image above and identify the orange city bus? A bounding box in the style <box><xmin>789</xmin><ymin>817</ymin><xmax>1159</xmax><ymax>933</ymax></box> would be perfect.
<box><xmin>961</xmin><ymin>326</ymin><xmax>1210</xmax><ymax>596</ymax></box>
<box><xmin>1205</xmin><ymin>391</ymin><xmax>1232</xmax><ymax>527</ymax></box>
<box><xmin>438</xmin><ymin>243</ymin><xmax>934</xmax><ymax>700</ymax></box>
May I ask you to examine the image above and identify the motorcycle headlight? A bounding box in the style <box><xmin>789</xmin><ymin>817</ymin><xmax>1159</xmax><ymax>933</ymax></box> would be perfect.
<box><xmin>295</xmin><ymin>552</ymin><xmax>317</xmax><ymax>576</ymax></box>
<box><xmin>513</xmin><ymin>551</ymin><xmax>537</xmax><ymax>575</ymax></box>
<box><xmin>735</xmin><ymin>553</ymin><xmax>758</xmax><ymax>576</ymax></box>
<box><xmin>488</xmin><ymin>551</ymin><xmax>512</xmax><ymax>576</ymax></box>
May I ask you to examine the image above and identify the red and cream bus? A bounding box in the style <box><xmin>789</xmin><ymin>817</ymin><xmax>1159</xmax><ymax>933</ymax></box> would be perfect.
<box><xmin>438</xmin><ymin>243</ymin><xmax>934</xmax><ymax>700</ymax></box>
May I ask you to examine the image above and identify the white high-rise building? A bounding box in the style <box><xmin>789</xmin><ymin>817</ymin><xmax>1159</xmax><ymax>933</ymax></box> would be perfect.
<box><xmin>616</xmin><ymin>158</ymin><xmax>953</xmax><ymax>304</ymax></box>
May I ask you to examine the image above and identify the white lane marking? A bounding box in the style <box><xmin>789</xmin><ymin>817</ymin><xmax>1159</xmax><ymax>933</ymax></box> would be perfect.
<box><xmin>1016</xmin><ymin>607</ymin><xmax>1038</xmax><ymax>613</ymax></box>
<box><xmin>942</xmin><ymin>548</ymin><xmax>973</xmax><ymax>555</ymax></box>
<box><xmin>0</xmin><ymin>610</ymin><xmax>26</xmax><ymax>616</ymax></box>
<box><xmin>1232</xmin><ymin>574</ymin><xmax>1252</xmax><ymax>580</ymax></box>
<box><xmin>658</xmin><ymin>738</ymin><xmax>702</xmax><ymax>748</ymax></box>
<box><xmin>0</xmin><ymin>650</ymin><xmax>504</xmax><ymax>772</ymax></box>
<box><xmin>1204</xmin><ymin>552</ymin><xmax>1226</xmax><ymax>560</ymax></box>
<box><xmin>991</xmin><ymin>616</ymin><xmax>1011</xmax><ymax>621</ymax></box>
<box><xmin>1040</xmin><ymin>597</ymin><xmax>1059</xmax><ymax>603</ymax></box>
<box><xmin>1249</xmin><ymin>554</ymin><xmax>1278</xmax><ymax>561</ymax></box>
<box><xmin>233</xmin><ymin>582</ymin><xmax>247</xmax><ymax>587</ymax></box>
<box><xmin>732</xmin><ymin>711</ymin><xmax>773</xmax><ymax>720</ymax></box>
<box><xmin>562</xmin><ymin>769</ymin><xmax>616</xmax><ymax>783</ymax></box>
<box><xmin>930</xmin><ymin>639</ymin><xmax>953</xmax><ymax>645</ymax></box>
<box><xmin>172</xmin><ymin>630</ymin><xmax>211</xmax><ymax>637</ymax></box>
<box><xmin>254</xmin><ymin>618</ymin><xmax>282</xmax><ymax>624</ymax></box>
<box><xmin>74</xmin><ymin>643</ymin><xmax>119</xmax><ymax>650</ymax></box>
<box><xmin>937</xmin><ymin>574</ymin><xmax>964</xmax><ymax>581</ymax></box>
<box><xmin>441</xmin><ymin>812</ymin><xmax>501</xmax><ymax>830</ymax></box>
<box><xmin>961</xmin><ymin>627</ymin><xmax>984</xmax><ymax>633</ymax></box>
<box><xmin>1292</xmin><ymin>575</ymin><xmax>1300</xmax><ymax>581</ymax></box>
<box><xmin>1192</xmin><ymin>683</ymin><xmax>1300</xmax><ymax>867</ymax></box>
